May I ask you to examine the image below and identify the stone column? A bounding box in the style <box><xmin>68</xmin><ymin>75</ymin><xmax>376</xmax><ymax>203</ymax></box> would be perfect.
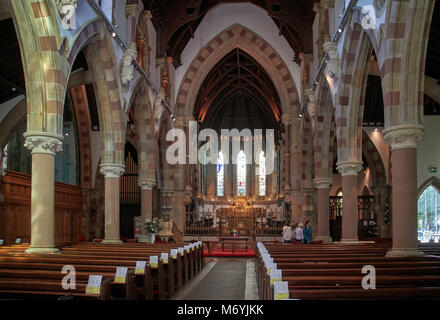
<box><xmin>336</xmin><ymin>161</ymin><xmax>362</xmax><ymax>243</ymax></box>
<box><xmin>371</xmin><ymin>185</ymin><xmax>390</xmax><ymax>238</ymax></box>
<box><xmin>313</xmin><ymin>178</ymin><xmax>333</xmax><ymax>243</ymax></box>
<box><xmin>282</xmin><ymin>116</ymin><xmax>291</xmax><ymax>192</ymax></box>
<box><xmin>100</xmin><ymin>164</ymin><xmax>125</xmax><ymax>244</ymax></box>
<box><xmin>383</xmin><ymin>124</ymin><xmax>424</xmax><ymax>257</ymax></box>
<box><xmin>138</xmin><ymin>179</ymin><xmax>156</xmax><ymax>242</ymax></box>
<box><xmin>23</xmin><ymin>133</ymin><xmax>63</xmax><ymax>254</ymax></box>
<box><xmin>0</xmin><ymin>167</ymin><xmax>5</xmax><ymax>204</ymax></box>
<box><xmin>302</xmin><ymin>188</ymin><xmax>314</xmax><ymax>217</ymax></box>
<box><xmin>160</xmin><ymin>188</ymin><xmax>173</xmax><ymax>220</ymax></box>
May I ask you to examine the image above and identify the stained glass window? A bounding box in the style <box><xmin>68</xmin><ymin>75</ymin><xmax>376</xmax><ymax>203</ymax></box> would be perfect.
<box><xmin>1</xmin><ymin>144</ymin><xmax>7</xmax><ymax>169</ymax></box>
<box><xmin>258</xmin><ymin>150</ymin><xmax>266</xmax><ymax>196</ymax></box>
<box><xmin>418</xmin><ymin>186</ymin><xmax>440</xmax><ymax>243</ymax></box>
<box><xmin>217</xmin><ymin>151</ymin><xmax>224</xmax><ymax>197</ymax></box>
<box><xmin>237</xmin><ymin>150</ymin><xmax>246</xmax><ymax>196</ymax></box>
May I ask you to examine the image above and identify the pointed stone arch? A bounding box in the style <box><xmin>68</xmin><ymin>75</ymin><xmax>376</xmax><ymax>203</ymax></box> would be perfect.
<box><xmin>362</xmin><ymin>131</ymin><xmax>386</xmax><ymax>187</ymax></box>
<box><xmin>417</xmin><ymin>176</ymin><xmax>440</xmax><ymax>198</ymax></box>
<box><xmin>83</xmin><ymin>31</ymin><xmax>127</xmax><ymax>166</ymax></box>
<box><xmin>314</xmin><ymin>79</ymin><xmax>336</xmax><ymax>180</ymax></box>
<box><xmin>129</xmin><ymin>80</ymin><xmax>158</xmax><ymax>182</ymax></box>
<box><xmin>175</xmin><ymin>24</ymin><xmax>300</xmax><ymax>119</ymax></box>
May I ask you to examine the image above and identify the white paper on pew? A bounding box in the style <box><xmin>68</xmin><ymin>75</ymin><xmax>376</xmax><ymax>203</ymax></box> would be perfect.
<box><xmin>114</xmin><ymin>267</ymin><xmax>128</xmax><ymax>283</ymax></box>
<box><xmin>0</xmin><ymin>239</ymin><xmax>3</xmax><ymax>246</ymax></box>
<box><xmin>170</xmin><ymin>249</ymin><xmax>178</xmax><ymax>259</ymax></box>
<box><xmin>270</xmin><ymin>269</ymin><xmax>282</xmax><ymax>285</ymax></box>
<box><xmin>135</xmin><ymin>261</ymin><xmax>146</xmax><ymax>274</ymax></box>
<box><xmin>262</xmin><ymin>253</ymin><xmax>271</xmax><ymax>261</ymax></box>
<box><xmin>178</xmin><ymin>247</ymin><xmax>184</xmax><ymax>255</ymax></box>
<box><xmin>87</xmin><ymin>275</ymin><xmax>102</xmax><ymax>287</ymax></box>
<box><xmin>161</xmin><ymin>252</ymin><xmax>169</xmax><ymax>264</ymax></box>
<box><xmin>150</xmin><ymin>255</ymin><xmax>159</xmax><ymax>268</ymax></box>
<box><xmin>86</xmin><ymin>275</ymin><xmax>102</xmax><ymax>295</ymax></box>
<box><xmin>266</xmin><ymin>262</ymin><xmax>277</xmax><ymax>274</ymax></box>
<box><xmin>264</xmin><ymin>258</ymin><xmax>274</xmax><ymax>267</ymax></box>
<box><xmin>274</xmin><ymin>281</ymin><xmax>289</xmax><ymax>300</ymax></box>
<box><xmin>184</xmin><ymin>245</ymin><xmax>191</xmax><ymax>253</ymax></box>
<box><xmin>15</xmin><ymin>238</ymin><xmax>21</xmax><ymax>244</ymax></box>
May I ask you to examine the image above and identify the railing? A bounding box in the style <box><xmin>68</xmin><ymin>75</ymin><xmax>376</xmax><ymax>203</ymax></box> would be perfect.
<box><xmin>172</xmin><ymin>220</ymin><xmax>184</xmax><ymax>245</ymax></box>
<box><xmin>184</xmin><ymin>223</ymin><xmax>283</xmax><ymax>237</ymax></box>
<box><xmin>255</xmin><ymin>227</ymin><xmax>283</xmax><ymax>237</ymax></box>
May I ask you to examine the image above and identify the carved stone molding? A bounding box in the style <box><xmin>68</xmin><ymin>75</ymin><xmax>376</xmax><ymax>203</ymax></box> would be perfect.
<box><xmin>144</xmin><ymin>10</ymin><xmax>153</xmax><ymax>20</ymax></box>
<box><xmin>138</xmin><ymin>179</ymin><xmax>156</xmax><ymax>190</ymax></box>
<box><xmin>336</xmin><ymin>161</ymin><xmax>363</xmax><ymax>176</ymax></box>
<box><xmin>305</xmin><ymin>88</ymin><xmax>316</xmax><ymax>120</ymax></box>
<box><xmin>125</xmin><ymin>3</ymin><xmax>138</xmax><ymax>17</ymax></box>
<box><xmin>55</xmin><ymin>0</ymin><xmax>77</xmax><ymax>18</ymax></box>
<box><xmin>323</xmin><ymin>41</ymin><xmax>340</xmax><ymax>80</ymax></box>
<box><xmin>382</xmin><ymin>124</ymin><xmax>424</xmax><ymax>151</ymax></box>
<box><xmin>23</xmin><ymin>132</ymin><xmax>63</xmax><ymax>155</ymax></box>
<box><xmin>100</xmin><ymin>164</ymin><xmax>125</xmax><ymax>178</ymax></box>
<box><xmin>319</xmin><ymin>0</ymin><xmax>335</xmax><ymax>9</ymax></box>
<box><xmin>121</xmin><ymin>43</ymin><xmax>138</xmax><ymax>86</ymax></box>
<box><xmin>313</xmin><ymin>178</ymin><xmax>333</xmax><ymax>189</ymax></box>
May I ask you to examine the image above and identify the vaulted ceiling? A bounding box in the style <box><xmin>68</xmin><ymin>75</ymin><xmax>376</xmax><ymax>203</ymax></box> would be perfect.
<box><xmin>142</xmin><ymin>0</ymin><xmax>317</xmax><ymax>67</ymax></box>
<box><xmin>195</xmin><ymin>48</ymin><xmax>282</xmax><ymax>140</ymax></box>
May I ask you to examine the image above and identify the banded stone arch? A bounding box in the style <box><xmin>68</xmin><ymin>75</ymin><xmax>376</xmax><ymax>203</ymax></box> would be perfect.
<box><xmin>83</xmin><ymin>30</ymin><xmax>127</xmax><ymax>166</ymax></box>
<box><xmin>335</xmin><ymin>19</ymin><xmax>374</xmax><ymax>164</ymax></box>
<box><xmin>175</xmin><ymin>23</ymin><xmax>300</xmax><ymax>118</ymax></box>
<box><xmin>300</xmin><ymin>113</ymin><xmax>313</xmax><ymax>189</ymax></box>
<box><xmin>128</xmin><ymin>80</ymin><xmax>158</xmax><ymax>182</ymax></box>
<box><xmin>335</xmin><ymin>1</ymin><xmax>435</xmax><ymax>163</ymax></box>
<box><xmin>314</xmin><ymin>80</ymin><xmax>335</xmax><ymax>180</ymax></box>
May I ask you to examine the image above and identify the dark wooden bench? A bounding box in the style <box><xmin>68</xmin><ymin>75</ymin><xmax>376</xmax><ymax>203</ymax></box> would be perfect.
<box><xmin>0</xmin><ymin>242</ymin><xmax>204</xmax><ymax>300</ymax></box>
<box><xmin>257</xmin><ymin>243</ymin><xmax>440</xmax><ymax>300</ymax></box>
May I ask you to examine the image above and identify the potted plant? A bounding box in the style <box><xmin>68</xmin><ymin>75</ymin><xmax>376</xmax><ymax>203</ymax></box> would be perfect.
<box><xmin>144</xmin><ymin>217</ymin><xmax>164</xmax><ymax>243</ymax></box>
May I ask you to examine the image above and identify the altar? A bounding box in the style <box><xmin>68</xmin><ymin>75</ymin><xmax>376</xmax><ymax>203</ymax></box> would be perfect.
<box><xmin>185</xmin><ymin>197</ymin><xmax>288</xmax><ymax>238</ymax></box>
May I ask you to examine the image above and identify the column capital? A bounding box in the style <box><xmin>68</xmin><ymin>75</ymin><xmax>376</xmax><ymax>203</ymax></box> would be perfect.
<box><xmin>382</xmin><ymin>124</ymin><xmax>424</xmax><ymax>151</ymax></box>
<box><xmin>313</xmin><ymin>178</ymin><xmax>333</xmax><ymax>189</ymax></box>
<box><xmin>23</xmin><ymin>132</ymin><xmax>63</xmax><ymax>155</ymax></box>
<box><xmin>319</xmin><ymin>0</ymin><xmax>335</xmax><ymax>9</ymax></box>
<box><xmin>100</xmin><ymin>164</ymin><xmax>125</xmax><ymax>178</ymax></box>
<box><xmin>144</xmin><ymin>10</ymin><xmax>153</xmax><ymax>20</ymax></box>
<box><xmin>336</xmin><ymin>161</ymin><xmax>363</xmax><ymax>176</ymax></box>
<box><xmin>138</xmin><ymin>179</ymin><xmax>156</xmax><ymax>190</ymax></box>
<box><xmin>125</xmin><ymin>3</ymin><xmax>138</xmax><ymax>17</ymax></box>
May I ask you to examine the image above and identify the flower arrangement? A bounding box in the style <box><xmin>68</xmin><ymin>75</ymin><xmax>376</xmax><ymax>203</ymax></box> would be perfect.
<box><xmin>144</xmin><ymin>217</ymin><xmax>164</xmax><ymax>234</ymax></box>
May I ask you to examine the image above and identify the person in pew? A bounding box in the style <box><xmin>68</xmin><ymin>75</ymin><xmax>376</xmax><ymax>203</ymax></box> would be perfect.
<box><xmin>282</xmin><ymin>222</ymin><xmax>293</xmax><ymax>243</ymax></box>
<box><xmin>293</xmin><ymin>223</ymin><xmax>304</xmax><ymax>244</ymax></box>
<box><xmin>304</xmin><ymin>220</ymin><xmax>312</xmax><ymax>244</ymax></box>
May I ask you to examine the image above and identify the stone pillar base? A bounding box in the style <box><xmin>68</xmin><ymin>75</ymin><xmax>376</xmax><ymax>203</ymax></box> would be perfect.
<box><xmin>101</xmin><ymin>239</ymin><xmax>123</xmax><ymax>244</ymax></box>
<box><xmin>315</xmin><ymin>236</ymin><xmax>333</xmax><ymax>244</ymax></box>
<box><xmin>386</xmin><ymin>248</ymin><xmax>424</xmax><ymax>257</ymax></box>
<box><xmin>25</xmin><ymin>247</ymin><xmax>61</xmax><ymax>254</ymax></box>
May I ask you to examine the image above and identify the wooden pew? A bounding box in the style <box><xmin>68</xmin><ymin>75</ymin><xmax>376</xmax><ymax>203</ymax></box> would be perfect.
<box><xmin>257</xmin><ymin>243</ymin><xmax>440</xmax><ymax>300</ymax></box>
<box><xmin>0</xmin><ymin>242</ymin><xmax>204</xmax><ymax>300</ymax></box>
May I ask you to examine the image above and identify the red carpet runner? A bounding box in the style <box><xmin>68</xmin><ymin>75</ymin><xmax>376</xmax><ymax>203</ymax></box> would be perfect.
<box><xmin>203</xmin><ymin>248</ymin><xmax>256</xmax><ymax>257</ymax></box>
